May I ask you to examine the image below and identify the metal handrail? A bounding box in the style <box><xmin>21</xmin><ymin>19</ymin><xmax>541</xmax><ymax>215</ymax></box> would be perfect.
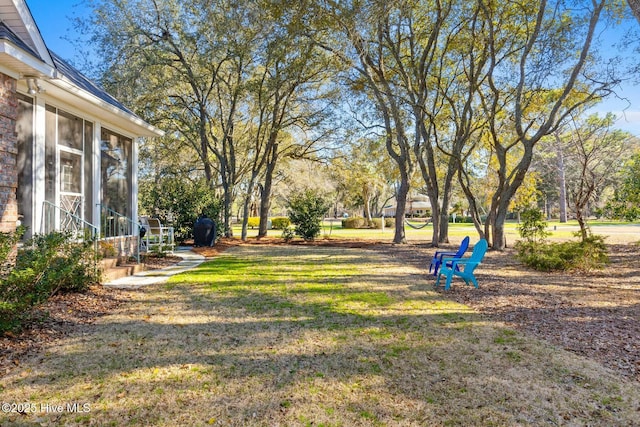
<box><xmin>98</xmin><ymin>205</ymin><xmax>142</xmax><ymax>264</ymax></box>
<box><xmin>42</xmin><ymin>200</ymin><xmax>98</xmax><ymax>239</ymax></box>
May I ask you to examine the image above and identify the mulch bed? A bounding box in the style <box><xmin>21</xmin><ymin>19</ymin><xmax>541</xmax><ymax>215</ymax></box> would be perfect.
<box><xmin>375</xmin><ymin>241</ymin><xmax>640</xmax><ymax>382</ymax></box>
<box><xmin>2</xmin><ymin>237</ymin><xmax>639</xmax><ymax>382</ymax></box>
<box><xmin>0</xmin><ymin>285</ymin><xmax>125</xmax><ymax>373</ymax></box>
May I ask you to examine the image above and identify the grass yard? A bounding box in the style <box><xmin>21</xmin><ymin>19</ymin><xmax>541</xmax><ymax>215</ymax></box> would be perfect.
<box><xmin>240</xmin><ymin>219</ymin><xmax>640</xmax><ymax>245</ymax></box>
<box><xmin>1</xmin><ymin>244</ymin><xmax>639</xmax><ymax>426</ymax></box>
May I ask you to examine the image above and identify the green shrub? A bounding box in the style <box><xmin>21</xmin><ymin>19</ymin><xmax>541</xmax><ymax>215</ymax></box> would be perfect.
<box><xmin>0</xmin><ymin>231</ymin><xmax>99</xmax><ymax>333</ymax></box>
<box><xmin>247</xmin><ymin>217</ymin><xmax>260</xmax><ymax>228</ymax></box>
<box><xmin>517</xmin><ymin>208</ymin><xmax>549</xmax><ymax>244</ymax></box>
<box><xmin>370</xmin><ymin>218</ymin><xmax>394</xmax><ymax>229</ymax></box>
<box><xmin>281</xmin><ymin>226</ymin><xmax>295</xmax><ymax>242</ymax></box>
<box><xmin>342</xmin><ymin>217</ymin><xmax>367</xmax><ymax>229</ymax></box>
<box><xmin>515</xmin><ymin>208</ymin><xmax>607</xmax><ymax>272</ymax></box>
<box><xmin>0</xmin><ymin>226</ymin><xmax>24</xmax><ymax>279</ymax></box>
<box><xmin>139</xmin><ymin>177</ymin><xmax>223</xmax><ymax>242</ymax></box>
<box><xmin>515</xmin><ymin>234</ymin><xmax>608</xmax><ymax>272</ymax></box>
<box><xmin>287</xmin><ymin>190</ymin><xmax>331</xmax><ymax>241</ymax></box>
<box><xmin>271</xmin><ymin>217</ymin><xmax>291</xmax><ymax>230</ymax></box>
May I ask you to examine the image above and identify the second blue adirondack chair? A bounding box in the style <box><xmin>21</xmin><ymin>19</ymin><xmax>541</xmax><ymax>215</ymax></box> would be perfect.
<box><xmin>428</xmin><ymin>236</ymin><xmax>470</xmax><ymax>276</ymax></box>
<box><xmin>435</xmin><ymin>239</ymin><xmax>488</xmax><ymax>290</ymax></box>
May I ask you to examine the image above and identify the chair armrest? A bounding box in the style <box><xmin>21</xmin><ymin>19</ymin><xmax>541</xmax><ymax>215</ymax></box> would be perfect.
<box><xmin>434</xmin><ymin>251</ymin><xmax>457</xmax><ymax>261</ymax></box>
<box><xmin>449</xmin><ymin>259</ymin><xmax>480</xmax><ymax>269</ymax></box>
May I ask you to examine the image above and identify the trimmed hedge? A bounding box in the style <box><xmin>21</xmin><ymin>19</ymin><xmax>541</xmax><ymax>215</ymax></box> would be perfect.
<box><xmin>342</xmin><ymin>217</ymin><xmax>368</xmax><ymax>229</ymax></box>
<box><xmin>271</xmin><ymin>217</ymin><xmax>291</xmax><ymax>229</ymax></box>
<box><xmin>246</xmin><ymin>217</ymin><xmax>291</xmax><ymax>229</ymax></box>
<box><xmin>247</xmin><ymin>217</ymin><xmax>260</xmax><ymax>228</ymax></box>
<box><xmin>342</xmin><ymin>217</ymin><xmax>394</xmax><ymax>229</ymax></box>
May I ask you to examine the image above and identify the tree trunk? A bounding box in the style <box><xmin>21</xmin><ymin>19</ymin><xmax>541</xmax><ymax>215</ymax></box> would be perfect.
<box><xmin>629</xmin><ymin>0</ymin><xmax>640</xmax><ymax>24</ymax></box>
<box><xmin>575</xmin><ymin>207</ymin><xmax>589</xmax><ymax>242</ymax></box>
<box><xmin>491</xmin><ymin>208</ymin><xmax>508</xmax><ymax>250</ymax></box>
<box><xmin>240</xmin><ymin>194</ymin><xmax>251</xmax><ymax>241</ymax></box>
<box><xmin>223</xmin><ymin>183</ymin><xmax>234</xmax><ymax>237</ymax></box>
<box><xmin>258</xmin><ymin>147</ymin><xmax>278</xmax><ymax>238</ymax></box>
<box><xmin>240</xmin><ymin>174</ymin><xmax>259</xmax><ymax>241</ymax></box>
<box><xmin>364</xmin><ymin>193</ymin><xmax>373</xmax><ymax>224</ymax></box>
<box><xmin>393</xmin><ymin>174</ymin><xmax>409</xmax><ymax>244</ymax></box>
<box><xmin>556</xmin><ymin>142</ymin><xmax>568</xmax><ymax>223</ymax></box>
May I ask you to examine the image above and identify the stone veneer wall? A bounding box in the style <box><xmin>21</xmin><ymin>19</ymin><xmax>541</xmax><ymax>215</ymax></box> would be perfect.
<box><xmin>0</xmin><ymin>73</ymin><xmax>18</xmax><ymax>233</ymax></box>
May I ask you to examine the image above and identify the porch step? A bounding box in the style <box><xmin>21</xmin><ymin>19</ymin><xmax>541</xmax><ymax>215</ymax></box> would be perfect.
<box><xmin>100</xmin><ymin>258</ymin><xmax>144</xmax><ymax>283</ymax></box>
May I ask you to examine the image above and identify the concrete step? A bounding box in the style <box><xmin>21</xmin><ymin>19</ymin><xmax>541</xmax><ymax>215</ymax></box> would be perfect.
<box><xmin>100</xmin><ymin>258</ymin><xmax>144</xmax><ymax>283</ymax></box>
<box><xmin>100</xmin><ymin>257</ymin><xmax>118</xmax><ymax>270</ymax></box>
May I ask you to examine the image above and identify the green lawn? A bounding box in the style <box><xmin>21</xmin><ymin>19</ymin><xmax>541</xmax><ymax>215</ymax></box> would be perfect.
<box><xmin>2</xmin><ymin>244</ymin><xmax>638</xmax><ymax>425</ymax></box>
<box><xmin>238</xmin><ymin>218</ymin><xmax>640</xmax><ymax>244</ymax></box>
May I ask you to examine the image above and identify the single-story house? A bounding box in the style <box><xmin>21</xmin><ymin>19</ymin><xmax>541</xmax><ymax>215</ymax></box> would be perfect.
<box><xmin>383</xmin><ymin>196</ymin><xmax>432</xmax><ymax>218</ymax></box>
<box><xmin>0</xmin><ymin>0</ymin><xmax>161</xmax><ymax>251</ymax></box>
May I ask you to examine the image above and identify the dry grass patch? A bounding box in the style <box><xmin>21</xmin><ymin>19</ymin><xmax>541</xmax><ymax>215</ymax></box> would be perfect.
<box><xmin>1</xmin><ymin>245</ymin><xmax>638</xmax><ymax>426</ymax></box>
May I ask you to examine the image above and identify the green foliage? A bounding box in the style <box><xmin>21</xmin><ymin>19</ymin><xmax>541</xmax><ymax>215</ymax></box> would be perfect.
<box><xmin>287</xmin><ymin>190</ymin><xmax>331</xmax><ymax>241</ymax></box>
<box><xmin>0</xmin><ymin>232</ymin><xmax>99</xmax><ymax>333</ymax></box>
<box><xmin>342</xmin><ymin>216</ymin><xmax>368</xmax><ymax>229</ymax></box>
<box><xmin>247</xmin><ymin>217</ymin><xmax>260</xmax><ymax>228</ymax></box>
<box><xmin>370</xmin><ymin>218</ymin><xmax>394</xmax><ymax>229</ymax></box>
<box><xmin>139</xmin><ymin>178</ymin><xmax>223</xmax><ymax>242</ymax></box>
<box><xmin>271</xmin><ymin>217</ymin><xmax>291</xmax><ymax>229</ymax></box>
<box><xmin>603</xmin><ymin>153</ymin><xmax>640</xmax><ymax>221</ymax></box>
<box><xmin>516</xmin><ymin>234</ymin><xmax>608</xmax><ymax>272</ymax></box>
<box><xmin>517</xmin><ymin>208</ymin><xmax>550</xmax><ymax>244</ymax></box>
<box><xmin>342</xmin><ymin>217</ymin><xmax>393</xmax><ymax>229</ymax></box>
<box><xmin>281</xmin><ymin>226</ymin><xmax>295</xmax><ymax>242</ymax></box>
<box><xmin>516</xmin><ymin>208</ymin><xmax>607</xmax><ymax>272</ymax></box>
<box><xmin>449</xmin><ymin>215</ymin><xmax>474</xmax><ymax>223</ymax></box>
<box><xmin>0</xmin><ymin>226</ymin><xmax>24</xmax><ymax>278</ymax></box>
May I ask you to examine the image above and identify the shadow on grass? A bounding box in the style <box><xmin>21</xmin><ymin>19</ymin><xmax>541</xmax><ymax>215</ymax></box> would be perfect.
<box><xmin>3</xmin><ymin>244</ymin><xmax>638</xmax><ymax>426</ymax></box>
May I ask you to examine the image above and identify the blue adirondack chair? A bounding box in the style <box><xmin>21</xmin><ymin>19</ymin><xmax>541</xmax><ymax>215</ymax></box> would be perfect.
<box><xmin>428</xmin><ymin>236</ymin><xmax>470</xmax><ymax>276</ymax></box>
<box><xmin>435</xmin><ymin>239</ymin><xmax>488</xmax><ymax>290</ymax></box>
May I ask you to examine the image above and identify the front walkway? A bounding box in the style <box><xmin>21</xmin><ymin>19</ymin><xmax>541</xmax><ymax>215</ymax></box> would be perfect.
<box><xmin>103</xmin><ymin>246</ymin><xmax>205</xmax><ymax>289</ymax></box>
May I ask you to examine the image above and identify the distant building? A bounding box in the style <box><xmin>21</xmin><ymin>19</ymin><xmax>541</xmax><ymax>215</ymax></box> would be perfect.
<box><xmin>383</xmin><ymin>195</ymin><xmax>432</xmax><ymax>218</ymax></box>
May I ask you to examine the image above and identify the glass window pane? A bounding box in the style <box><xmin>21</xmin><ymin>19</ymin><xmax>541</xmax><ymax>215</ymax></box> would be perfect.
<box><xmin>84</xmin><ymin>121</ymin><xmax>94</xmax><ymax>225</ymax></box>
<box><xmin>45</xmin><ymin>105</ymin><xmax>56</xmax><ymax>203</ymax></box>
<box><xmin>16</xmin><ymin>94</ymin><xmax>33</xmax><ymax>234</ymax></box>
<box><xmin>101</xmin><ymin>128</ymin><xmax>132</xmax><ymax>218</ymax></box>
<box><xmin>58</xmin><ymin>110</ymin><xmax>83</xmax><ymax>150</ymax></box>
<box><xmin>60</xmin><ymin>151</ymin><xmax>82</xmax><ymax>193</ymax></box>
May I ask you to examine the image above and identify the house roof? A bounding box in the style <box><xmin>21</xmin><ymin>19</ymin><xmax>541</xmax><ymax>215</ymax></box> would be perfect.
<box><xmin>50</xmin><ymin>51</ymin><xmax>137</xmax><ymax>118</ymax></box>
<box><xmin>0</xmin><ymin>21</ymin><xmax>39</xmax><ymax>58</ymax></box>
<box><xmin>0</xmin><ymin>0</ymin><xmax>162</xmax><ymax>137</ymax></box>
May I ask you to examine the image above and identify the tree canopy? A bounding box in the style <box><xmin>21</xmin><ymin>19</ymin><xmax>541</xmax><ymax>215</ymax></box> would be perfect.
<box><xmin>80</xmin><ymin>0</ymin><xmax>639</xmax><ymax>247</ymax></box>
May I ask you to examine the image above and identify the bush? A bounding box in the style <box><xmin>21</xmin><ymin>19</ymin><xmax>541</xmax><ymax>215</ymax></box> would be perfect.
<box><xmin>281</xmin><ymin>226</ymin><xmax>295</xmax><ymax>242</ymax></box>
<box><xmin>0</xmin><ymin>231</ymin><xmax>99</xmax><ymax>333</ymax></box>
<box><xmin>370</xmin><ymin>218</ymin><xmax>395</xmax><ymax>229</ymax></box>
<box><xmin>271</xmin><ymin>217</ymin><xmax>291</xmax><ymax>230</ymax></box>
<box><xmin>247</xmin><ymin>217</ymin><xmax>260</xmax><ymax>228</ymax></box>
<box><xmin>515</xmin><ymin>234</ymin><xmax>608</xmax><ymax>272</ymax></box>
<box><xmin>287</xmin><ymin>190</ymin><xmax>331</xmax><ymax>241</ymax></box>
<box><xmin>0</xmin><ymin>226</ymin><xmax>24</xmax><ymax>279</ymax></box>
<box><xmin>342</xmin><ymin>216</ymin><xmax>367</xmax><ymax>229</ymax></box>
<box><xmin>139</xmin><ymin>177</ymin><xmax>223</xmax><ymax>242</ymax></box>
<box><xmin>517</xmin><ymin>208</ymin><xmax>549</xmax><ymax>244</ymax></box>
<box><xmin>515</xmin><ymin>208</ymin><xmax>607</xmax><ymax>272</ymax></box>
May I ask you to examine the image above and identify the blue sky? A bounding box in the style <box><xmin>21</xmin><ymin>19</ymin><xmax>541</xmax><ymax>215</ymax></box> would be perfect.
<box><xmin>24</xmin><ymin>0</ymin><xmax>640</xmax><ymax>137</ymax></box>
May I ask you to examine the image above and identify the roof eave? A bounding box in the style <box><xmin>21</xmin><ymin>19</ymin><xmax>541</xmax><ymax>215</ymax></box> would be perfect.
<box><xmin>0</xmin><ymin>39</ymin><xmax>56</xmax><ymax>78</ymax></box>
<box><xmin>50</xmin><ymin>76</ymin><xmax>164</xmax><ymax>138</ymax></box>
<box><xmin>0</xmin><ymin>39</ymin><xmax>163</xmax><ymax>138</ymax></box>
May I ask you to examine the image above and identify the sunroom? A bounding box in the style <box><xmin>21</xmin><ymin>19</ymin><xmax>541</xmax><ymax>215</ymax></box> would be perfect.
<box><xmin>0</xmin><ymin>0</ymin><xmax>162</xmax><ymax>257</ymax></box>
